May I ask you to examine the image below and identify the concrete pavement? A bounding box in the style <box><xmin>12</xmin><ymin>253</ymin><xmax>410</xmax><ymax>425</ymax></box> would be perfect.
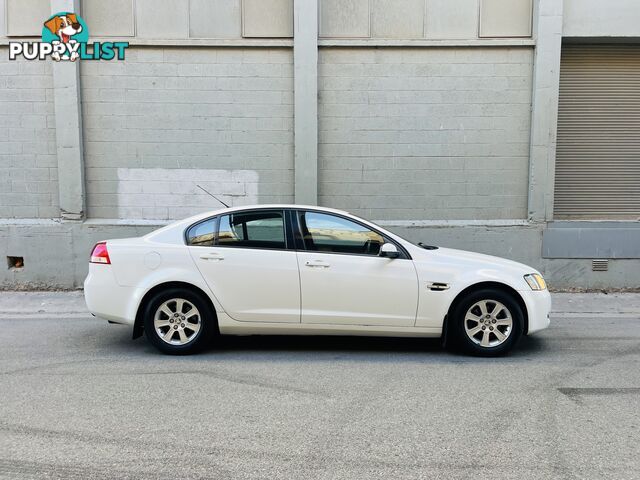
<box><xmin>0</xmin><ymin>292</ymin><xmax>639</xmax><ymax>479</ymax></box>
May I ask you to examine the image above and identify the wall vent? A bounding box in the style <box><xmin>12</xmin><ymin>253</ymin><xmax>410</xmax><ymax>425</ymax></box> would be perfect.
<box><xmin>592</xmin><ymin>259</ymin><xmax>609</xmax><ymax>272</ymax></box>
<box><xmin>7</xmin><ymin>256</ymin><xmax>24</xmax><ymax>270</ymax></box>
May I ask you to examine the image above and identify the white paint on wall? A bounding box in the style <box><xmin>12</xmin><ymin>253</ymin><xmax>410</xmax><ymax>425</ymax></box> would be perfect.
<box><xmin>479</xmin><ymin>0</ymin><xmax>532</xmax><ymax>38</ymax></box>
<box><xmin>136</xmin><ymin>0</ymin><xmax>189</xmax><ymax>39</ymax></box>
<box><xmin>563</xmin><ymin>0</ymin><xmax>640</xmax><ymax>37</ymax></box>
<box><xmin>190</xmin><ymin>0</ymin><xmax>242</xmax><ymax>38</ymax></box>
<box><xmin>242</xmin><ymin>0</ymin><xmax>294</xmax><ymax>38</ymax></box>
<box><xmin>371</xmin><ymin>0</ymin><xmax>424</xmax><ymax>39</ymax></box>
<box><xmin>116</xmin><ymin>168</ymin><xmax>259</xmax><ymax>220</ymax></box>
<box><xmin>82</xmin><ymin>0</ymin><xmax>135</xmax><ymax>37</ymax></box>
<box><xmin>6</xmin><ymin>0</ymin><xmax>49</xmax><ymax>36</ymax></box>
<box><xmin>319</xmin><ymin>0</ymin><xmax>370</xmax><ymax>38</ymax></box>
<box><xmin>425</xmin><ymin>0</ymin><xmax>479</xmax><ymax>39</ymax></box>
<box><xmin>0</xmin><ymin>0</ymin><xmax>6</xmax><ymax>38</ymax></box>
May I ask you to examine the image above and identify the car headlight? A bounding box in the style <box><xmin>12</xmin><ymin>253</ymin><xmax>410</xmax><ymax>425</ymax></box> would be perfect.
<box><xmin>524</xmin><ymin>273</ymin><xmax>547</xmax><ymax>291</ymax></box>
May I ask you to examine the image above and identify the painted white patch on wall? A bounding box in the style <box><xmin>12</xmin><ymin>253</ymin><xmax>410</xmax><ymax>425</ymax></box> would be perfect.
<box><xmin>116</xmin><ymin>168</ymin><xmax>259</xmax><ymax>220</ymax></box>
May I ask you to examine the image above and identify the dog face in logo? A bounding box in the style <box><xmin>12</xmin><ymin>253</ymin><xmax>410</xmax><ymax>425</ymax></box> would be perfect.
<box><xmin>43</xmin><ymin>14</ymin><xmax>82</xmax><ymax>61</ymax></box>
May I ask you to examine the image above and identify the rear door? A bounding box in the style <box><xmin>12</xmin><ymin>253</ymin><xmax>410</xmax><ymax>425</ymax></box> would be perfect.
<box><xmin>188</xmin><ymin>209</ymin><xmax>300</xmax><ymax>323</ymax></box>
<box><xmin>295</xmin><ymin>210</ymin><xmax>419</xmax><ymax>326</ymax></box>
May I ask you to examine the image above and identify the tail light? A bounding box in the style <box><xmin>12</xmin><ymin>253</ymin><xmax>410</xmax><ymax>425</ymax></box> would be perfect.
<box><xmin>90</xmin><ymin>242</ymin><xmax>111</xmax><ymax>264</ymax></box>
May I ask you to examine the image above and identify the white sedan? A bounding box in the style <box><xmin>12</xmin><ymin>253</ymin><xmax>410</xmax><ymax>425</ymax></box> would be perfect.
<box><xmin>84</xmin><ymin>205</ymin><xmax>550</xmax><ymax>356</ymax></box>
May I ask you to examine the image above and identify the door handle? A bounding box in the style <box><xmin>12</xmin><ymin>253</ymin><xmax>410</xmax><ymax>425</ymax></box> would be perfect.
<box><xmin>305</xmin><ymin>260</ymin><xmax>330</xmax><ymax>268</ymax></box>
<box><xmin>200</xmin><ymin>253</ymin><xmax>224</xmax><ymax>261</ymax></box>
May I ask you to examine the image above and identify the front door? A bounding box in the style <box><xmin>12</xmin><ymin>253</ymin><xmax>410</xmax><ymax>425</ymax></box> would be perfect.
<box><xmin>188</xmin><ymin>209</ymin><xmax>300</xmax><ymax>323</ymax></box>
<box><xmin>295</xmin><ymin>210</ymin><xmax>419</xmax><ymax>326</ymax></box>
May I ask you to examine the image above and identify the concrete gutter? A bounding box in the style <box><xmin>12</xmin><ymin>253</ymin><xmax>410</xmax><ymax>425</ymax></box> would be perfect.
<box><xmin>0</xmin><ymin>291</ymin><xmax>88</xmax><ymax>318</ymax></box>
<box><xmin>551</xmin><ymin>293</ymin><xmax>640</xmax><ymax>318</ymax></box>
<box><xmin>0</xmin><ymin>291</ymin><xmax>639</xmax><ymax>319</ymax></box>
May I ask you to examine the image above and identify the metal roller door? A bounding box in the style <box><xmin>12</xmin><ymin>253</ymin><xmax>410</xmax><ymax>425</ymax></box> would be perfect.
<box><xmin>554</xmin><ymin>45</ymin><xmax>640</xmax><ymax>219</ymax></box>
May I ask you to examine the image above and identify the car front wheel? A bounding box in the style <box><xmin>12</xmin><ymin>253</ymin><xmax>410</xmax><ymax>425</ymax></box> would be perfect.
<box><xmin>449</xmin><ymin>289</ymin><xmax>524</xmax><ymax>357</ymax></box>
<box><xmin>143</xmin><ymin>288</ymin><xmax>215</xmax><ymax>355</ymax></box>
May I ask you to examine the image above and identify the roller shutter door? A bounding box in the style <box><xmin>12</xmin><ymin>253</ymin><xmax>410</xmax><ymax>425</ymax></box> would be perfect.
<box><xmin>554</xmin><ymin>45</ymin><xmax>640</xmax><ymax>219</ymax></box>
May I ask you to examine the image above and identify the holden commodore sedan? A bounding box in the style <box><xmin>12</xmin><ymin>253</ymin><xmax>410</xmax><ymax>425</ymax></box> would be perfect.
<box><xmin>84</xmin><ymin>205</ymin><xmax>550</xmax><ymax>356</ymax></box>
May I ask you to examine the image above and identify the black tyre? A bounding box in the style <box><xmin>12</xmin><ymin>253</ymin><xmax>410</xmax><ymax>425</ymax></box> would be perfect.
<box><xmin>143</xmin><ymin>288</ymin><xmax>215</xmax><ymax>355</ymax></box>
<box><xmin>448</xmin><ymin>288</ymin><xmax>523</xmax><ymax>357</ymax></box>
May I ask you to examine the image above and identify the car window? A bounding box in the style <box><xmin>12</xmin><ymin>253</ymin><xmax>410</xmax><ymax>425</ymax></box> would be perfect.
<box><xmin>217</xmin><ymin>210</ymin><xmax>286</xmax><ymax>250</ymax></box>
<box><xmin>186</xmin><ymin>218</ymin><xmax>216</xmax><ymax>247</ymax></box>
<box><xmin>300</xmin><ymin>211</ymin><xmax>384</xmax><ymax>255</ymax></box>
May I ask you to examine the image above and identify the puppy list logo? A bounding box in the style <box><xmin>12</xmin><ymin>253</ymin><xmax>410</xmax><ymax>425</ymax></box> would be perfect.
<box><xmin>9</xmin><ymin>12</ymin><xmax>129</xmax><ymax>62</ymax></box>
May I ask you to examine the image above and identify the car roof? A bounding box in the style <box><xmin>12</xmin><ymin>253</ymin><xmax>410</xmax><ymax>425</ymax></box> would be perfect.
<box><xmin>182</xmin><ymin>204</ymin><xmax>351</xmax><ymax>223</ymax></box>
<box><xmin>192</xmin><ymin>203</ymin><xmax>352</xmax><ymax>218</ymax></box>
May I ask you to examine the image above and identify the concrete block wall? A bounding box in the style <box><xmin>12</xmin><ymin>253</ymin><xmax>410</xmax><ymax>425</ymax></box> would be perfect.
<box><xmin>80</xmin><ymin>47</ymin><xmax>294</xmax><ymax>220</ymax></box>
<box><xmin>319</xmin><ymin>0</ymin><xmax>534</xmax><ymax>39</ymax></box>
<box><xmin>0</xmin><ymin>48</ymin><xmax>59</xmax><ymax>219</ymax></box>
<box><xmin>318</xmin><ymin>47</ymin><xmax>533</xmax><ymax>221</ymax></box>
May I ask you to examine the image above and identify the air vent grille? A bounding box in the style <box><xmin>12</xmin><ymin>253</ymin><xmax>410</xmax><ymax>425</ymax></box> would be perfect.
<box><xmin>592</xmin><ymin>259</ymin><xmax>609</xmax><ymax>272</ymax></box>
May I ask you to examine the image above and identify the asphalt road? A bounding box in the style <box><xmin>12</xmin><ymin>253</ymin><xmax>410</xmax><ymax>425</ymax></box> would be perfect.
<box><xmin>0</xmin><ymin>313</ymin><xmax>639</xmax><ymax>480</ymax></box>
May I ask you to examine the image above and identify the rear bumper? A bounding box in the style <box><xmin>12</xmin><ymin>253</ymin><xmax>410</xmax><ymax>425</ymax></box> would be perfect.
<box><xmin>84</xmin><ymin>265</ymin><xmax>138</xmax><ymax>325</ymax></box>
<box><xmin>519</xmin><ymin>289</ymin><xmax>551</xmax><ymax>335</ymax></box>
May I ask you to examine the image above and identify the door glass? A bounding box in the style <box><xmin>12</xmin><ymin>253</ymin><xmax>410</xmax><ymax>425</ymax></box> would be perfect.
<box><xmin>301</xmin><ymin>212</ymin><xmax>384</xmax><ymax>255</ymax></box>
<box><xmin>186</xmin><ymin>218</ymin><xmax>216</xmax><ymax>247</ymax></box>
<box><xmin>217</xmin><ymin>211</ymin><xmax>286</xmax><ymax>250</ymax></box>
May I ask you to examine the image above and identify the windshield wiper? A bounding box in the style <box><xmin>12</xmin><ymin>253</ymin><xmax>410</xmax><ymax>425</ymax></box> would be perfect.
<box><xmin>418</xmin><ymin>242</ymin><xmax>439</xmax><ymax>250</ymax></box>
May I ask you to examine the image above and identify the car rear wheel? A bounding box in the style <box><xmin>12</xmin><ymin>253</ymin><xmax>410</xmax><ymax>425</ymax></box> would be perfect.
<box><xmin>449</xmin><ymin>288</ymin><xmax>523</xmax><ymax>357</ymax></box>
<box><xmin>143</xmin><ymin>288</ymin><xmax>215</xmax><ymax>355</ymax></box>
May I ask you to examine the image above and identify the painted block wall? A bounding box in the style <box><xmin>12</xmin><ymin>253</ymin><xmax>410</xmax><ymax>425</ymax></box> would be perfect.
<box><xmin>318</xmin><ymin>47</ymin><xmax>533</xmax><ymax>221</ymax></box>
<box><xmin>319</xmin><ymin>0</ymin><xmax>533</xmax><ymax>39</ymax></box>
<box><xmin>1</xmin><ymin>0</ymin><xmax>293</xmax><ymax>39</ymax></box>
<box><xmin>0</xmin><ymin>48</ymin><xmax>59</xmax><ymax>219</ymax></box>
<box><xmin>563</xmin><ymin>0</ymin><xmax>640</xmax><ymax>37</ymax></box>
<box><xmin>80</xmin><ymin>47</ymin><xmax>294</xmax><ymax>220</ymax></box>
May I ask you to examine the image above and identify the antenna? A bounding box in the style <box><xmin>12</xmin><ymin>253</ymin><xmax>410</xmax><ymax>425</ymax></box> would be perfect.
<box><xmin>196</xmin><ymin>184</ymin><xmax>230</xmax><ymax>208</ymax></box>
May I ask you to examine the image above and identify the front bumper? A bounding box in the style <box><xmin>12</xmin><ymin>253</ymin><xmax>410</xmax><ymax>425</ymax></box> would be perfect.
<box><xmin>519</xmin><ymin>288</ymin><xmax>551</xmax><ymax>335</ymax></box>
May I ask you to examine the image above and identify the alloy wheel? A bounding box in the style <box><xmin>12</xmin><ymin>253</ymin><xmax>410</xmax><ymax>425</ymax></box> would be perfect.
<box><xmin>464</xmin><ymin>299</ymin><xmax>513</xmax><ymax>348</ymax></box>
<box><xmin>153</xmin><ymin>298</ymin><xmax>201</xmax><ymax>346</ymax></box>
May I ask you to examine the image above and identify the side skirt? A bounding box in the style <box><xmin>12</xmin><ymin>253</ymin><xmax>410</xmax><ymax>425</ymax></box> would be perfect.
<box><xmin>215</xmin><ymin>312</ymin><xmax>442</xmax><ymax>338</ymax></box>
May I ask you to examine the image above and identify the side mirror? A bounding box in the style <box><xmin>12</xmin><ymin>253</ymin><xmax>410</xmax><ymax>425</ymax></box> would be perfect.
<box><xmin>379</xmin><ymin>243</ymin><xmax>400</xmax><ymax>259</ymax></box>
